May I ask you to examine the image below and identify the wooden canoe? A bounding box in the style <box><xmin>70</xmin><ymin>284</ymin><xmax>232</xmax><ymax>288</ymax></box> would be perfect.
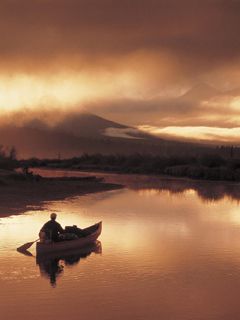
<box><xmin>36</xmin><ymin>241</ymin><xmax>102</xmax><ymax>263</ymax></box>
<box><xmin>36</xmin><ymin>221</ymin><xmax>102</xmax><ymax>255</ymax></box>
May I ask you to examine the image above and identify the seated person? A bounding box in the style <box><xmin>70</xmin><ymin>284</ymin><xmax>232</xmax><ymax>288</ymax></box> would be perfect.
<box><xmin>39</xmin><ymin>213</ymin><xmax>64</xmax><ymax>242</ymax></box>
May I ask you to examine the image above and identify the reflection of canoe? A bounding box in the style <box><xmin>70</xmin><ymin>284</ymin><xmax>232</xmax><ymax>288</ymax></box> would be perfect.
<box><xmin>36</xmin><ymin>242</ymin><xmax>102</xmax><ymax>287</ymax></box>
<box><xmin>36</xmin><ymin>221</ymin><xmax>102</xmax><ymax>255</ymax></box>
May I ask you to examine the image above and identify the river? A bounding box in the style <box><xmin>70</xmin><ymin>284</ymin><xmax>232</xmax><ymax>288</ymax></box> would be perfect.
<box><xmin>1</xmin><ymin>169</ymin><xmax>240</xmax><ymax>320</ymax></box>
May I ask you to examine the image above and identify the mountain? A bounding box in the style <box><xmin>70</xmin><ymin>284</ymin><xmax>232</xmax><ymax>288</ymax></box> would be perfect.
<box><xmin>181</xmin><ymin>83</ymin><xmax>240</xmax><ymax>100</ymax></box>
<box><xmin>0</xmin><ymin>112</ymin><xmax>210</xmax><ymax>158</ymax></box>
<box><xmin>180</xmin><ymin>83</ymin><xmax>221</xmax><ymax>101</ymax></box>
<box><xmin>53</xmin><ymin>112</ymin><xmax>128</xmax><ymax>138</ymax></box>
<box><xmin>24</xmin><ymin>112</ymin><xmax>150</xmax><ymax>140</ymax></box>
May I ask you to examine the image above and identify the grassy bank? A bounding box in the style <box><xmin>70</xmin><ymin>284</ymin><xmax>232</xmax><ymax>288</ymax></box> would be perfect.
<box><xmin>0</xmin><ymin>169</ymin><xmax>122</xmax><ymax>217</ymax></box>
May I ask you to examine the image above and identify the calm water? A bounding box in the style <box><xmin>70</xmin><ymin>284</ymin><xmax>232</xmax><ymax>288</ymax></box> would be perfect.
<box><xmin>1</xmin><ymin>170</ymin><xmax>240</xmax><ymax>320</ymax></box>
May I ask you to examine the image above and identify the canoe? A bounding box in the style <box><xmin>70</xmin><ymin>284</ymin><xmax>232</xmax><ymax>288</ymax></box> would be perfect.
<box><xmin>36</xmin><ymin>221</ymin><xmax>102</xmax><ymax>255</ymax></box>
<box><xmin>36</xmin><ymin>241</ymin><xmax>102</xmax><ymax>264</ymax></box>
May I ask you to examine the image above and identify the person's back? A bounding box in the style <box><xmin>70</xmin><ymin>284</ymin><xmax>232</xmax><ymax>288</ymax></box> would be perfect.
<box><xmin>40</xmin><ymin>213</ymin><xmax>64</xmax><ymax>242</ymax></box>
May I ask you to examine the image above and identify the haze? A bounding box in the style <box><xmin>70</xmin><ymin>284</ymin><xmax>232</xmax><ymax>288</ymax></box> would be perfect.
<box><xmin>0</xmin><ymin>0</ymin><xmax>240</xmax><ymax>143</ymax></box>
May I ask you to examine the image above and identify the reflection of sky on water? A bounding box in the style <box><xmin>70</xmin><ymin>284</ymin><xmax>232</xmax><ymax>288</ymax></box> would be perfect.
<box><xmin>1</xmin><ymin>172</ymin><xmax>240</xmax><ymax>319</ymax></box>
<box><xmin>33</xmin><ymin>168</ymin><xmax>240</xmax><ymax>203</ymax></box>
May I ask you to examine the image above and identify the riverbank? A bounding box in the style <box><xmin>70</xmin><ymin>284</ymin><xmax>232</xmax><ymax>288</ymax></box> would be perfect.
<box><xmin>21</xmin><ymin>153</ymin><xmax>240</xmax><ymax>182</ymax></box>
<box><xmin>0</xmin><ymin>171</ymin><xmax>122</xmax><ymax>217</ymax></box>
<box><xmin>31</xmin><ymin>167</ymin><xmax>240</xmax><ymax>203</ymax></box>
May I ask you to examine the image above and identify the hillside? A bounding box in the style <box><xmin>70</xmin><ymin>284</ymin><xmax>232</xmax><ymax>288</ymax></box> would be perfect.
<box><xmin>0</xmin><ymin>112</ymin><xmax>211</xmax><ymax>158</ymax></box>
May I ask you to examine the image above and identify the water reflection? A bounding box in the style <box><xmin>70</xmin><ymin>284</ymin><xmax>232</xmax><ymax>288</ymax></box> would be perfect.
<box><xmin>116</xmin><ymin>177</ymin><xmax>240</xmax><ymax>202</ymax></box>
<box><xmin>36</xmin><ymin>241</ymin><xmax>102</xmax><ymax>287</ymax></box>
<box><xmin>1</xmin><ymin>174</ymin><xmax>240</xmax><ymax>319</ymax></box>
<box><xmin>33</xmin><ymin>169</ymin><xmax>240</xmax><ymax>203</ymax></box>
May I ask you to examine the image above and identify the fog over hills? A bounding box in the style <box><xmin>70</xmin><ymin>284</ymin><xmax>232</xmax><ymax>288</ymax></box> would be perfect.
<box><xmin>1</xmin><ymin>83</ymin><xmax>238</xmax><ymax>158</ymax></box>
<box><xmin>180</xmin><ymin>83</ymin><xmax>240</xmax><ymax>101</ymax></box>
<box><xmin>179</xmin><ymin>83</ymin><xmax>221</xmax><ymax>101</ymax></box>
<box><xmin>0</xmin><ymin>111</ymin><xmax>212</xmax><ymax>159</ymax></box>
<box><xmin>54</xmin><ymin>113</ymin><xmax>127</xmax><ymax>138</ymax></box>
<box><xmin>88</xmin><ymin>82</ymin><xmax>240</xmax><ymax>131</ymax></box>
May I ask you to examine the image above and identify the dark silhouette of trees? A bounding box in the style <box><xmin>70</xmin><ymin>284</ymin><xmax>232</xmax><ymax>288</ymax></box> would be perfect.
<box><xmin>21</xmin><ymin>152</ymin><xmax>240</xmax><ymax>182</ymax></box>
<box><xmin>0</xmin><ymin>145</ymin><xmax>17</xmax><ymax>169</ymax></box>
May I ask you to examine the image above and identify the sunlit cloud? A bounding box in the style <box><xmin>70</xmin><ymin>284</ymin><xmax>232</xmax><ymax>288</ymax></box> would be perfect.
<box><xmin>139</xmin><ymin>125</ymin><xmax>240</xmax><ymax>143</ymax></box>
<box><xmin>230</xmin><ymin>97</ymin><xmax>240</xmax><ymax>111</ymax></box>
<box><xmin>0</xmin><ymin>71</ymin><xmax>146</xmax><ymax>113</ymax></box>
<box><xmin>202</xmin><ymin>95</ymin><xmax>240</xmax><ymax>113</ymax></box>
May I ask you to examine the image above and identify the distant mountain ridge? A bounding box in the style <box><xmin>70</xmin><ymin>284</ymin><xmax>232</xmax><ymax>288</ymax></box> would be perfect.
<box><xmin>180</xmin><ymin>83</ymin><xmax>221</xmax><ymax>101</ymax></box>
<box><xmin>23</xmin><ymin>112</ymin><xmax>153</xmax><ymax>141</ymax></box>
<box><xmin>180</xmin><ymin>83</ymin><xmax>240</xmax><ymax>101</ymax></box>
<box><xmin>53</xmin><ymin>112</ymin><xmax>128</xmax><ymax>138</ymax></box>
<box><xmin>0</xmin><ymin>112</ymin><xmax>210</xmax><ymax>158</ymax></box>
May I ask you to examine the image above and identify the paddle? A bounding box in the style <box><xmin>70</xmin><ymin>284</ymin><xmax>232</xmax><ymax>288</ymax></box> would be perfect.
<box><xmin>17</xmin><ymin>239</ymin><xmax>39</xmax><ymax>252</ymax></box>
<box><xmin>17</xmin><ymin>248</ymin><xmax>34</xmax><ymax>257</ymax></box>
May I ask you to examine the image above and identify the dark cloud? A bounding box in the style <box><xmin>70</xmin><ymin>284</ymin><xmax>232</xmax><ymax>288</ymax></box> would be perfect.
<box><xmin>0</xmin><ymin>0</ymin><xmax>240</xmax><ymax>74</ymax></box>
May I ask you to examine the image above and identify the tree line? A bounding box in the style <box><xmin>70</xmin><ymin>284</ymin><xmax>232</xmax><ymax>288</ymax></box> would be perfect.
<box><xmin>21</xmin><ymin>152</ymin><xmax>240</xmax><ymax>181</ymax></box>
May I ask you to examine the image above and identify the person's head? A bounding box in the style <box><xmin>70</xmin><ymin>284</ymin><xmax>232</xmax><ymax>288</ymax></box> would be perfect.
<box><xmin>50</xmin><ymin>212</ymin><xmax>57</xmax><ymax>221</ymax></box>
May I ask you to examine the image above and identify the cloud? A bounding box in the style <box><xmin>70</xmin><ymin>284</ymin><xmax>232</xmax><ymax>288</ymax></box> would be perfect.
<box><xmin>0</xmin><ymin>0</ymin><xmax>240</xmax><ymax>143</ymax></box>
<box><xmin>104</xmin><ymin>127</ymin><xmax>143</xmax><ymax>140</ymax></box>
<box><xmin>84</xmin><ymin>90</ymin><xmax>240</xmax><ymax>128</ymax></box>
<box><xmin>139</xmin><ymin>125</ymin><xmax>240</xmax><ymax>144</ymax></box>
<box><xmin>0</xmin><ymin>0</ymin><xmax>240</xmax><ymax>77</ymax></box>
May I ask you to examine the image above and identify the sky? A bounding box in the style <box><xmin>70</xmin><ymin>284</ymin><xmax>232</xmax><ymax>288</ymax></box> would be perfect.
<box><xmin>0</xmin><ymin>0</ymin><xmax>240</xmax><ymax>143</ymax></box>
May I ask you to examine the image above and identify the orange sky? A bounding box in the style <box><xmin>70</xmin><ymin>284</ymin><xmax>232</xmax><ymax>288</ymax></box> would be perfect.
<box><xmin>0</xmin><ymin>0</ymin><xmax>240</xmax><ymax>143</ymax></box>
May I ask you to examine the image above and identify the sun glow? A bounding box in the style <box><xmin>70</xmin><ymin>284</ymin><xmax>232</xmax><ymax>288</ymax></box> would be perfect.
<box><xmin>230</xmin><ymin>97</ymin><xmax>240</xmax><ymax>111</ymax></box>
<box><xmin>0</xmin><ymin>71</ymin><xmax>141</xmax><ymax>113</ymax></box>
<box><xmin>0</xmin><ymin>74</ymin><xmax>89</xmax><ymax>112</ymax></box>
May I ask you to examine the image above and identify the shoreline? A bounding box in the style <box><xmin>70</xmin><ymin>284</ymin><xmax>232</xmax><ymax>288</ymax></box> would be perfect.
<box><xmin>31</xmin><ymin>168</ymin><xmax>240</xmax><ymax>203</ymax></box>
<box><xmin>0</xmin><ymin>176</ymin><xmax>123</xmax><ymax>218</ymax></box>
<box><xmin>32</xmin><ymin>166</ymin><xmax>240</xmax><ymax>186</ymax></box>
<box><xmin>2</xmin><ymin>168</ymin><xmax>240</xmax><ymax>219</ymax></box>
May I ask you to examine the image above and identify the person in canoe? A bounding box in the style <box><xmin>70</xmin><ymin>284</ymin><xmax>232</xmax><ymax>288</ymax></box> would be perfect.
<box><xmin>39</xmin><ymin>213</ymin><xmax>64</xmax><ymax>242</ymax></box>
